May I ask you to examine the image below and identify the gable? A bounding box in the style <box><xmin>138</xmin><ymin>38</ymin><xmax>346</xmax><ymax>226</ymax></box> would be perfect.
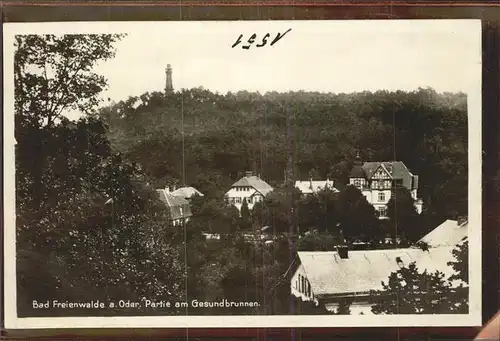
<box><xmin>230</xmin><ymin>176</ymin><xmax>274</xmax><ymax>196</ymax></box>
<box><xmin>369</xmin><ymin>164</ymin><xmax>392</xmax><ymax>180</ymax></box>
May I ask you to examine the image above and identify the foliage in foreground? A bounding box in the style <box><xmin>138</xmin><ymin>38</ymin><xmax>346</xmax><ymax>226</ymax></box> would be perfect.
<box><xmin>369</xmin><ymin>242</ymin><xmax>469</xmax><ymax>314</ymax></box>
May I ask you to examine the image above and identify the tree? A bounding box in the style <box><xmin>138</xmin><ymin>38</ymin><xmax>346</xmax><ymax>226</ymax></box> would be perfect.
<box><xmin>387</xmin><ymin>187</ymin><xmax>421</xmax><ymax>243</ymax></box>
<box><xmin>15</xmin><ymin>34</ymin><xmax>187</xmax><ymax>316</ymax></box>
<box><xmin>16</xmin><ymin>117</ymin><xmax>187</xmax><ymax>316</ymax></box>
<box><xmin>369</xmin><ymin>262</ymin><xmax>454</xmax><ymax>314</ymax></box>
<box><xmin>251</xmin><ymin>201</ymin><xmax>265</xmax><ymax>227</ymax></box>
<box><xmin>336</xmin><ymin>185</ymin><xmax>380</xmax><ymax>243</ymax></box>
<box><xmin>14</xmin><ymin>34</ymin><xmax>125</xmax><ymax>129</ymax></box>
<box><xmin>447</xmin><ymin>241</ymin><xmax>469</xmax><ymax>313</ymax></box>
<box><xmin>240</xmin><ymin>198</ymin><xmax>251</xmax><ymax>230</ymax></box>
<box><xmin>262</xmin><ymin>186</ymin><xmax>302</xmax><ymax>235</ymax></box>
<box><xmin>448</xmin><ymin>240</ymin><xmax>468</xmax><ymax>284</ymax></box>
<box><xmin>334</xmin><ymin>299</ymin><xmax>352</xmax><ymax>315</ymax></box>
<box><xmin>369</xmin><ymin>242</ymin><xmax>469</xmax><ymax>314</ymax></box>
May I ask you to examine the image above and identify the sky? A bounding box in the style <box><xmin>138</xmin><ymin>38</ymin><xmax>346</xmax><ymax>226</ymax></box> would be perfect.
<box><xmin>4</xmin><ymin>20</ymin><xmax>482</xmax><ymax>105</ymax></box>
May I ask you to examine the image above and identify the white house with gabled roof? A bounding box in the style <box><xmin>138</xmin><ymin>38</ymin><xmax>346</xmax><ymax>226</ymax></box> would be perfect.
<box><xmin>225</xmin><ymin>171</ymin><xmax>274</xmax><ymax>212</ymax></box>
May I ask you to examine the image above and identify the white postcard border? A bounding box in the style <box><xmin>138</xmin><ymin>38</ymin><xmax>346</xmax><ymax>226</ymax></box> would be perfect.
<box><xmin>3</xmin><ymin>19</ymin><xmax>482</xmax><ymax>329</ymax></box>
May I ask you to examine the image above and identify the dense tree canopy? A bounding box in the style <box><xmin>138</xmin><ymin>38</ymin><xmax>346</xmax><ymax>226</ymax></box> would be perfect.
<box><xmin>15</xmin><ymin>34</ymin><xmax>187</xmax><ymax>317</ymax></box>
<box><xmin>99</xmin><ymin>87</ymin><xmax>467</xmax><ymax>224</ymax></box>
<box><xmin>15</xmin><ymin>34</ymin><xmax>469</xmax><ymax>317</ymax></box>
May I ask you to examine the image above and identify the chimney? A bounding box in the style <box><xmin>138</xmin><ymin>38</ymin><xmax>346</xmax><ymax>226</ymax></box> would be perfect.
<box><xmin>337</xmin><ymin>245</ymin><xmax>348</xmax><ymax>259</ymax></box>
<box><xmin>457</xmin><ymin>216</ymin><xmax>468</xmax><ymax>226</ymax></box>
<box><xmin>309</xmin><ymin>178</ymin><xmax>313</xmax><ymax>190</ymax></box>
<box><xmin>165</xmin><ymin>64</ymin><xmax>173</xmax><ymax>93</ymax></box>
<box><xmin>165</xmin><ymin>186</ymin><xmax>170</xmax><ymax>193</ymax></box>
<box><xmin>245</xmin><ymin>171</ymin><xmax>253</xmax><ymax>178</ymax></box>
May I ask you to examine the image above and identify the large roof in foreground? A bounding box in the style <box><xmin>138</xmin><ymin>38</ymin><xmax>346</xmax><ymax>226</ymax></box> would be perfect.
<box><xmin>297</xmin><ymin>220</ymin><xmax>467</xmax><ymax>297</ymax></box>
<box><xmin>418</xmin><ymin>219</ymin><xmax>468</xmax><ymax>248</ymax></box>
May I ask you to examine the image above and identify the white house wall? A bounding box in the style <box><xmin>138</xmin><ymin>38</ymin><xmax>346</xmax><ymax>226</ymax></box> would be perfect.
<box><xmin>290</xmin><ymin>264</ymin><xmax>318</xmax><ymax>304</ymax></box>
<box><xmin>225</xmin><ymin>187</ymin><xmax>264</xmax><ymax>211</ymax></box>
<box><xmin>324</xmin><ymin>301</ymin><xmax>373</xmax><ymax>315</ymax></box>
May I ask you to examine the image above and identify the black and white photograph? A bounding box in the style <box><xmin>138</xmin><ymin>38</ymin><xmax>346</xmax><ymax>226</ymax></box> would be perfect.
<box><xmin>3</xmin><ymin>20</ymin><xmax>482</xmax><ymax>328</ymax></box>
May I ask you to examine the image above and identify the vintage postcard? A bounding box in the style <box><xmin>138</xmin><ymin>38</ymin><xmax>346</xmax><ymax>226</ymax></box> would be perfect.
<box><xmin>3</xmin><ymin>19</ymin><xmax>482</xmax><ymax>329</ymax></box>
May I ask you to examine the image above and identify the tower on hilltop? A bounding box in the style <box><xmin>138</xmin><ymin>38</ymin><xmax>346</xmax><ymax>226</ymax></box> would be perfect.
<box><xmin>165</xmin><ymin>64</ymin><xmax>173</xmax><ymax>93</ymax></box>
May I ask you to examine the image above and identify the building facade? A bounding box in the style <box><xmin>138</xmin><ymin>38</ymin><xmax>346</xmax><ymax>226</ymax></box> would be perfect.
<box><xmin>225</xmin><ymin>171</ymin><xmax>274</xmax><ymax>212</ymax></box>
<box><xmin>348</xmin><ymin>155</ymin><xmax>423</xmax><ymax>218</ymax></box>
<box><xmin>156</xmin><ymin>187</ymin><xmax>193</xmax><ymax>226</ymax></box>
<box><xmin>295</xmin><ymin>179</ymin><xmax>339</xmax><ymax>196</ymax></box>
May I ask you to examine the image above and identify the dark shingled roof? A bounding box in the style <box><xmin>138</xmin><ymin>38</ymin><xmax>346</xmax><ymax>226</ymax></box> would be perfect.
<box><xmin>349</xmin><ymin>161</ymin><xmax>418</xmax><ymax>190</ymax></box>
<box><xmin>156</xmin><ymin>189</ymin><xmax>193</xmax><ymax>221</ymax></box>
<box><xmin>349</xmin><ymin>165</ymin><xmax>366</xmax><ymax>178</ymax></box>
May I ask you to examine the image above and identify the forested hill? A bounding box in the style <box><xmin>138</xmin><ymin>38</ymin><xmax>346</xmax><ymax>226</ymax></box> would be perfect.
<box><xmin>98</xmin><ymin>87</ymin><xmax>468</xmax><ymax>219</ymax></box>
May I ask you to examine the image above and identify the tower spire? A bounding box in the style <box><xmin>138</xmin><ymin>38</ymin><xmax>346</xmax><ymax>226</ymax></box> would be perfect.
<box><xmin>354</xmin><ymin>149</ymin><xmax>362</xmax><ymax>165</ymax></box>
<box><xmin>165</xmin><ymin>64</ymin><xmax>173</xmax><ymax>93</ymax></box>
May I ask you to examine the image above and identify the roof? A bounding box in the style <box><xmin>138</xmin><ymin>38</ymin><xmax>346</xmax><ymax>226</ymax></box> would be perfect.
<box><xmin>171</xmin><ymin>186</ymin><xmax>204</xmax><ymax>199</ymax></box>
<box><xmin>230</xmin><ymin>175</ymin><xmax>274</xmax><ymax>196</ymax></box>
<box><xmin>298</xmin><ymin>246</ymin><xmax>458</xmax><ymax>297</ymax></box>
<box><xmin>156</xmin><ymin>189</ymin><xmax>193</xmax><ymax>220</ymax></box>
<box><xmin>418</xmin><ymin>219</ymin><xmax>468</xmax><ymax>248</ymax></box>
<box><xmin>295</xmin><ymin>180</ymin><xmax>338</xmax><ymax>194</ymax></box>
<box><xmin>349</xmin><ymin>156</ymin><xmax>366</xmax><ymax>178</ymax></box>
<box><xmin>297</xmin><ymin>220</ymin><xmax>468</xmax><ymax>297</ymax></box>
<box><xmin>349</xmin><ymin>161</ymin><xmax>417</xmax><ymax>190</ymax></box>
<box><xmin>349</xmin><ymin>164</ymin><xmax>366</xmax><ymax>178</ymax></box>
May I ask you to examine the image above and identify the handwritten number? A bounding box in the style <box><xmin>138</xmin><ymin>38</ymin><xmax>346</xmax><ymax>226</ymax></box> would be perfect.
<box><xmin>270</xmin><ymin>28</ymin><xmax>292</xmax><ymax>46</ymax></box>
<box><xmin>231</xmin><ymin>29</ymin><xmax>291</xmax><ymax>49</ymax></box>
<box><xmin>232</xmin><ymin>34</ymin><xmax>243</xmax><ymax>48</ymax></box>
<box><xmin>256</xmin><ymin>33</ymin><xmax>270</xmax><ymax>48</ymax></box>
<box><xmin>242</xmin><ymin>34</ymin><xmax>257</xmax><ymax>49</ymax></box>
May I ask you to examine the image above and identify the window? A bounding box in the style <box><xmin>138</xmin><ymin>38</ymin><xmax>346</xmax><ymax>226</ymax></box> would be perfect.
<box><xmin>248</xmin><ymin>197</ymin><xmax>253</xmax><ymax>204</ymax></box>
<box><xmin>298</xmin><ymin>274</ymin><xmax>302</xmax><ymax>292</ymax></box>
<box><xmin>378</xmin><ymin>192</ymin><xmax>385</xmax><ymax>202</ymax></box>
<box><xmin>379</xmin><ymin>207</ymin><xmax>387</xmax><ymax>217</ymax></box>
<box><xmin>379</xmin><ymin>180</ymin><xmax>384</xmax><ymax>188</ymax></box>
<box><xmin>354</xmin><ymin>179</ymin><xmax>361</xmax><ymax>187</ymax></box>
<box><xmin>236</xmin><ymin>197</ymin><xmax>242</xmax><ymax>204</ymax></box>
